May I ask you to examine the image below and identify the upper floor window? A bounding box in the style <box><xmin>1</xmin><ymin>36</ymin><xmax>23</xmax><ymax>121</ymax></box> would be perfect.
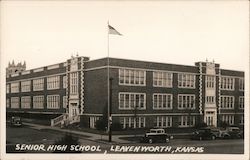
<box><xmin>153</xmin><ymin>94</ymin><xmax>172</xmax><ymax>109</ymax></box>
<box><xmin>33</xmin><ymin>96</ymin><xmax>44</xmax><ymax>109</ymax></box>
<box><xmin>221</xmin><ymin>96</ymin><xmax>234</xmax><ymax>109</ymax></box>
<box><xmin>239</xmin><ymin>96</ymin><xmax>244</xmax><ymax>109</ymax></box>
<box><xmin>206</xmin><ymin>76</ymin><xmax>215</xmax><ymax>88</ymax></box>
<box><xmin>6</xmin><ymin>84</ymin><xmax>10</xmax><ymax>94</ymax></box>
<box><xmin>6</xmin><ymin>98</ymin><xmax>10</xmax><ymax>108</ymax></box>
<box><xmin>33</xmin><ymin>78</ymin><xmax>44</xmax><ymax>91</ymax></box>
<box><xmin>21</xmin><ymin>81</ymin><xmax>31</xmax><ymax>92</ymax></box>
<box><xmin>239</xmin><ymin>78</ymin><xmax>244</xmax><ymax>91</ymax></box>
<box><xmin>11</xmin><ymin>82</ymin><xmax>19</xmax><ymax>93</ymax></box>
<box><xmin>220</xmin><ymin>76</ymin><xmax>234</xmax><ymax>90</ymax></box>
<box><xmin>47</xmin><ymin>76</ymin><xmax>60</xmax><ymax>90</ymax></box>
<box><xmin>178</xmin><ymin>94</ymin><xmax>195</xmax><ymax>109</ymax></box>
<box><xmin>119</xmin><ymin>69</ymin><xmax>145</xmax><ymax>86</ymax></box>
<box><xmin>63</xmin><ymin>76</ymin><xmax>67</xmax><ymax>88</ymax></box>
<box><xmin>47</xmin><ymin>95</ymin><xmax>60</xmax><ymax>109</ymax></box>
<box><xmin>153</xmin><ymin>71</ymin><xmax>172</xmax><ymax>87</ymax></box>
<box><xmin>206</xmin><ymin>96</ymin><xmax>215</xmax><ymax>104</ymax></box>
<box><xmin>70</xmin><ymin>73</ymin><xmax>78</xmax><ymax>95</ymax></box>
<box><xmin>119</xmin><ymin>92</ymin><xmax>146</xmax><ymax>110</ymax></box>
<box><xmin>21</xmin><ymin>96</ymin><xmax>31</xmax><ymax>109</ymax></box>
<box><xmin>178</xmin><ymin>73</ymin><xmax>195</xmax><ymax>88</ymax></box>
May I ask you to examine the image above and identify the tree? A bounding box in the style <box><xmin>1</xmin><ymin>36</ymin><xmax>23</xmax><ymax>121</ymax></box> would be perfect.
<box><xmin>96</xmin><ymin>104</ymin><xmax>108</xmax><ymax>131</ymax></box>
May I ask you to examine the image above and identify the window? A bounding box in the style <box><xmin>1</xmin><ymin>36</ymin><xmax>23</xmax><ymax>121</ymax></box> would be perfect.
<box><xmin>154</xmin><ymin>116</ymin><xmax>172</xmax><ymax>128</ymax></box>
<box><xmin>239</xmin><ymin>78</ymin><xmax>244</xmax><ymax>91</ymax></box>
<box><xmin>120</xmin><ymin>117</ymin><xmax>146</xmax><ymax>129</ymax></box>
<box><xmin>11</xmin><ymin>82</ymin><xmax>19</xmax><ymax>93</ymax></box>
<box><xmin>63</xmin><ymin>76</ymin><xmax>67</xmax><ymax>88</ymax></box>
<box><xmin>178</xmin><ymin>94</ymin><xmax>195</xmax><ymax>109</ymax></box>
<box><xmin>178</xmin><ymin>116</ymin><xmax>195</xmax><ymax>127</ymax></box>
<box><xmin>89</xmin><ymin>117</ymin><xmax>100</xmax><ymax>129</ymax></box>
<box><xmin>206</xmin><ymin>76</ymin><xmax>215</xmax><ymax>88</ymax></box>
<box><xmin>70</xmin><ymin>73</ymin><xmax>78</xmax><ymax>94</ymax></box>
<box><xmin>6</xmin><ymin>98</ymin><xmax>10</xmax><ymax>108</ymax></box>
<box><xmin>47</xmin><ymin>76</ymin><xmax>60</xmax><ymax>90</ymax></box>
<box><xmin>239</xmin><ymin>115</ymin><xmax>244</xmax><ymax>125</ymax></box>
<box><xmin>63</xmin><ymin>96</ymin><xmax>67</xmax><ymax>108</ymax></box>
<box><xmin>11</xmin><ymin>97</ymin><xmax>19</xmax><ymax>108</ymax></box>
<box><xmin>119</xmin><ymin>69</ymin><xmax>145</xmax><ymax>86</ymax></box>
<box><xmin>33</xmin><ymin>96</ymin><xmax>44</xmax><ymax>109</ymax></box>
<box><xmin>221</xmin><ymin>96</ymin><xmax>234</xmax><ymax>109</ymax></box>
<box><xmin>220</xmin><ymin>77</ymin><xmax>234</xmax><ymax>90</ymax></box>
<box><xmin>222</xmin><ymin>115</ymin><xmax>234</xmax><ymax>125</ymax></box>
<box><xmin>33</xmin><ymin>78</ymin><xmax>44</xmax><ymax>91</ymax></box>
<box><xmin>119</xmin><ymin>92</ymin><xmax>146</xmax><ymax>110</ymax></box>
<box><xmin>6</xmin><ymin>84</ymin><xmax>10</xmax><ymax>94</ymax></box>
<box><xmin>47</xmin><ymin>95</ymin><xmax>60</xmax><ymax>109</ymax></box>
<box><xmin>153</xmin><ymin>94</ymin><xmax>172</xmax><ymax>109</ymax></box>
<box><xmin>21</xmin><ymin>96</ymin><xmax>31</xmax><ymax>109</ymax></box>
<box><xmin>178</xmin><ymin>73</ymin><xmax>195</xmax><ymax>88</ymax></box>
<box><xmin>206</xmin><ymin>96</ymin><xmax>215</xmax><ymax>104</ymax></box>
<box><xmin>239</xmin><ymin>96</ymin><xmax>244</xmax><ymax>109</ymax></box>
<box><xmin>153</xmin><ymin>71</ymin><xmax>172</xmax><ymax>87</ymax></box>
<box><xmin>21</xmin><ymin>81</ymin><xmax>31</xmax><ymax>92</ymax></box>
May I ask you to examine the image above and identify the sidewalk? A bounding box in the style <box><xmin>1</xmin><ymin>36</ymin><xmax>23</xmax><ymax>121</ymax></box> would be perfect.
<box><xmin>23</xmin><ymin>122</ymin><xmax>130</xmax><ymax>144</ymax></box>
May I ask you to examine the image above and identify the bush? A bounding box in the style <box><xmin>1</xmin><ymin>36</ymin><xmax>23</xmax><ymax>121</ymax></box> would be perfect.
<box><xmin>195</xmin><ymin>122</ymin><xmax>208</xmax><ymax>129</ymax></box>
<box><xmin>96</xmin><ymin>119</ymin><xmax>107</xmax><ymax>131</ymax></box>
<box><xmin>53</xmin><ymin>134</ymin><xmax>81</xmax><ymax>153</ymax></box>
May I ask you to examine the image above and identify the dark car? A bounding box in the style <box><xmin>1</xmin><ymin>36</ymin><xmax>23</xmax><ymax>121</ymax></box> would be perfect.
<box><xmin>221</xmin><ymin>127</ymin><xmax>243</xmax><ymax>139</ymax></box>
<box><xmin>191</xmin><ymin>128</ymin><xmax>217</xmax><ymax>140</ymax></box>
<box><xmin>10</xmin><ymin>116</ymin><xmax>22</xmax><ymax>127</ymax></box>
<box><xmin>140</xmin><ymin>129</ymin><xmax>171</xmax><ymax>144</ymax></box>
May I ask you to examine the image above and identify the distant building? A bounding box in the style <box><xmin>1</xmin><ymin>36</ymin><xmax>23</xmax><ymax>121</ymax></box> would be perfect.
<box><xmin>6</xmin><ymin>56</ymin><xmax>244</xmax><ymax>129</ymax></box>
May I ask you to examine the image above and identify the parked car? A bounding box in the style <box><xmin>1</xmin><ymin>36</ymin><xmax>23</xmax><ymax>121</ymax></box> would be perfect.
<box><xmin>220</xmin><ymin>127</ymin><xmax>243</xmax><ymax>139</ymax></box>
<box><xmin>10</xmin><ymin>116</ymin><xmax>22</xmax><ymax>127</ymax></box>
<box><xmin>140</xmin><ymin>128</ymin><xmax>171</xmax><ymax>143</ymax></box>
<box><xmin>191</xmin><ymin>127</ymin><xmax>217</xmax><ymax>140</ymax></box>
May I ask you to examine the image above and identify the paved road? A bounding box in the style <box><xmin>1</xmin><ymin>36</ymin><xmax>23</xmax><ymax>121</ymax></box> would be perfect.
<box><xmin>6</xmin><ymin>125</ymin><xmax>244</xmax><ymax>154</ymax></box>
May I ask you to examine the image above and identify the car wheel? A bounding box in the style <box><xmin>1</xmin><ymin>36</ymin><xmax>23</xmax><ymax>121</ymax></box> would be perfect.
<box><xmin>148</xmin><ymin>139</ymin><xmax>153</xmax><ymax>144</ymax></box>
<box><xmin>199</xmin><ymin>137</ymin><xmax>202</xmax><ymax>141</ymax></box>
<box><xmin>211</xmin><ymin>135</ymin><xmax>216</xmax><ymax>140</ymax></box>
<box><xmin>166</xmin><ymin>138</ymin><xmax>170</xmax><ymax>143</ymax></box>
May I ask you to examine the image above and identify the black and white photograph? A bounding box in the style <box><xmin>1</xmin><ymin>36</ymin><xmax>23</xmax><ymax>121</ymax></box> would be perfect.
<box><xmin>0</xmin><ymin>1</ymin><xmax>249</xmax><ymax>160</ymax></box>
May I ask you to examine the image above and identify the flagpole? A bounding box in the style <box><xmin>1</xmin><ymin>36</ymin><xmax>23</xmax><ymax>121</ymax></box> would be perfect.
<box><xmin>107</xmin><ymin>21</ymin><xmax>111</xmax><ymax>142</ymax></box>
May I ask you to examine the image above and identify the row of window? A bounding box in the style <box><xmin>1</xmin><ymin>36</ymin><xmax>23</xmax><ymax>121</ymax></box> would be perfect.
<box><xmin>119</xmin><ymin>93</ymin><xmax>244</xmax><ymax>110</ymax></box>
<box><xmin>6</xmin><ymin>95</ymin><xmax>67</xmax><ymax>109</ymax></box>
<box><xmin>119</xmin><ymin>69</ymin><xmax>244</xmax><ymax>90</ymax></box>
<box><xmin>6</xmin><ymin>69</ymin><xmax>244</xmax><ymax>93</ymax></box>
<box><xmin>90</xmin><ymin>115</ymin><xmax>243</xmax><ymax>129</ymax></box>
<box><xmin>7</xmin><ymin>75</ymin><xmax>67</xmax><ymax>93</ymax></box>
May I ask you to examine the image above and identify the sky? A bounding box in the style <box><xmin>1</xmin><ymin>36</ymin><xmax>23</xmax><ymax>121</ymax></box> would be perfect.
<box><xmin>1</xmin><ymin>1</ymin><xmax>249</xmax><ymax>71</ymax></box>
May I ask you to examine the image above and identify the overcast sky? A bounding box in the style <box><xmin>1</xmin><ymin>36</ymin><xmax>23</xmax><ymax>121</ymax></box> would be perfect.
<box><xmin>1</xmin><ymin>1</ymin><xmax>249</xmax><ymax>71</ymax></box>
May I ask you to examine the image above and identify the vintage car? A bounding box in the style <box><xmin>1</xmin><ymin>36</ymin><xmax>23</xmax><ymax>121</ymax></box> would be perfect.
<box><xmin>220</xmin><ymin>127</ymin><xmax>243</xmax><ymax>139</ymax></box>
<box><xmin>10</xmin><ymin>116</ymin><xmax>22</xmax><ymax>127</ymax></box>
<box><xmin>140</xmin><ymin>128</ymin><xmax>171</xmax><ymax>143</ymax></box>
<box><xmin>191</xmin><ymin>127</ymin><xmax>217</xmax><ymax>140</ymax></box>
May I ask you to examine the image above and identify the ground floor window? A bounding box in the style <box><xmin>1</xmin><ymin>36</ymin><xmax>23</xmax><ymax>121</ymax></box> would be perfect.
<box><xmin>178</xmin><ymin>116</ymin><xmax>195</xmax><ymax>127</ymax></box>
<box><xmin>154</xmin><ymin>116</ymin><xmax>172</xmax><ymax>128</ymax></box>
<box><xmin>11</xmin><ymin>97</ymin><xmax>19</xmax><ymax>108</ymax></box>
<box><xmin>120</xmin><ymin>117</ymin><xmax>145</xmax><ymax>129</ymax></box>
<box><xmin>89</xmin><ymin>117</ymin><xmax>100</xmax><ymax>129</ymax></box>
<box><xmin>239</xmin><ymin>115</ymin><xmax>244</xmax><ymax>125</ymax></box>
<box><xmin>6</xmin><ymin>98</ymin><xmax>10</xmax><ymax>108</ymax></box>
<box><xmin>221</xmin><ymin>115</ymin><xmax>234</xmax><ymax>125</ymax></box>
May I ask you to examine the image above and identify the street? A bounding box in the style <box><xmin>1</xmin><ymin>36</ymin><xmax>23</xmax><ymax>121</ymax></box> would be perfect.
<box><xmin>6</xmin><ymin>125</ymin><xmax>244</xmax><ymax>154</ymax></box>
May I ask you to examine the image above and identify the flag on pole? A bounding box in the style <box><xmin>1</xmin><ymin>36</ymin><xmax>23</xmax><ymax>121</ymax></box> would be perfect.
<box><xmin>108</xmin><ymin>25</ymin><xmax>122</xmax><ymax>36</ymax></box>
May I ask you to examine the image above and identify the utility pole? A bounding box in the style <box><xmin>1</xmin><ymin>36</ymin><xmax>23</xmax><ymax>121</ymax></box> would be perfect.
<box><xmin>108</xmin><ymin>77</ymin><xmax>113</xmax><ymax>142</ymax></box>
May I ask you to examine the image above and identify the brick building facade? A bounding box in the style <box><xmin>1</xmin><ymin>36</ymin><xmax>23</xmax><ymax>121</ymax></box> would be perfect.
<box><xmin>6</xmin><ymin>56</ymin><xmax>244</xmax><ymax>129</ymax></box>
